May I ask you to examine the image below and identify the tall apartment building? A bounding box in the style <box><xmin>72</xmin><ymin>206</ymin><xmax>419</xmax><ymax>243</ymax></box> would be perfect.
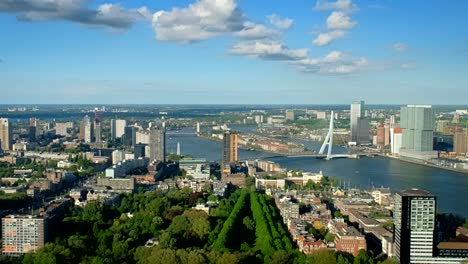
<box><xmin>111</xmin><ymin>119</ymin><xmax>127</xmax><ymax>140</ymax></box>
<box><xmin>149</xmin><ymin>127</ymin><xmax>166</xmax><ymax>162</ymax></box>
<box><xmin>79</xmin><ymin>115</ymin><xmax>93</xmax><ymax>143</ymax></box>
<box><xmin>2</xmin><ymin>215</ymin><xmax>47</xmax><ymax>255</ymax></box>
<box><xmin>0</xmin><ymin>118</ymin><xmax>13</xmax><ymax>151</ymax></box>
<box><xmin>400</xmin><ymin>105</ymin><xmax>436</xmax><ymax>160</ymax></box>
<box><xmin>94</xmin><ymin>111</ymin><xmax>102</xmax><ymax>143</ymax></box>
<box><xmin>123</xmin><ymin>126</ymin><xmax>137</xmax><ymax>146</ymax></box>
<box><xmin>222</xmin><ymin>131</ymin><xmax>238</xmax><ymax>174</ymax></box>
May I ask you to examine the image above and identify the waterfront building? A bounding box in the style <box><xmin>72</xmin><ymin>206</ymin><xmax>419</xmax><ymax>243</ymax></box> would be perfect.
<box><xmin>111</xmin><ymin>119</ymin><xmax>127</xmax><ymax>140</ymax></box>
<box><xmin>2</xmin><ymin>215</ymin><xmax>46</xmax><ymax>255</ymax></box>
<box><xmin>391</xmin><ymin>127</ymin><xmax>403</xmax><ymax>154</ymax></box>
<box><xmin>454</xmin><ymin>128</ymin><xmax>468</xmax><ymax>154</ymax></box>
<box><xmin>222</xmin><ymin>131</ymin><xmax>238</xmax><ymax>174</ymax></box>
<box><xmin>400</xmin><ymin>105</ymin><xmax>437</xmax><ymax>160</ymax></box>
<box><xmin>0</xmin><ymin>118</ymin><xmax>13</xmax><ymax>151</ymax></box>
<box><xmin>384</xmin><ymin>125</ymin><xmax>391</xmax><ymax>146</ymax></box>
<box><xmin>356</xmin><ymin>118</ymin><xmax>370</xmax><ymax>144</ymax></box>
<box><xmin>377</xmin><ymin>125</ymin><xmax>385</xmax><ymax>147</ymax></box>
<box><xmin>149</xmin><ymin>127</ymin><xmax>166</xmax><ymax>162</ymax></box>
<box><xmin>350</xmin><ymin>101</ymin><xmax>364</xmax><ymax>143</ymax></box>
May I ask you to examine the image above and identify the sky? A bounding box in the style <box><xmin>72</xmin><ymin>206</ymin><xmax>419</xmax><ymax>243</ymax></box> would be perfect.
<box><xmin>1</xmin><ymin>0</ymin><xmax>467</xmax><ymax>105</ymax></box>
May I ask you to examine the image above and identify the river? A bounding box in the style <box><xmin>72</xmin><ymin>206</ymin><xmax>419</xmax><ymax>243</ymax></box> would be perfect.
<box><xmin>166</xmin><ymin>126</ymin><xmax>468</xmax><ymax>217</ymax></box>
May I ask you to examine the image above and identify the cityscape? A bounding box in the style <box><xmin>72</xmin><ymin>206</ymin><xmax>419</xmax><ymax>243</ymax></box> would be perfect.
<box><xmin>1</xmin><ymin>1</ymin><xmax>468</xmax><ymax>264</ymax></box>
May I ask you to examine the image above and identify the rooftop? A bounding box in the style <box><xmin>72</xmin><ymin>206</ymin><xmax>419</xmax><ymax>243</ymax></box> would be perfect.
<box><xmin>398</xmin><ymin>188</ymin><xmax>434</xmax><ymax>197</ymax></box>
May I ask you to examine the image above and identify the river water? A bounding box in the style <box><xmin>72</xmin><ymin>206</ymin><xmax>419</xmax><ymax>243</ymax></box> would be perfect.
<box><xmin>166</xmin><ymin>126</ymin><xmax>468</xmax><ymax>217</ymax></box>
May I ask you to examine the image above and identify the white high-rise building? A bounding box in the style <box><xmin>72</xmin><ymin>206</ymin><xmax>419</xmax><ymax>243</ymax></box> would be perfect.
<box><xmin>111</xmin><ymin>119</ymin><xmax>127</xmax><ymax>140</ymax></box>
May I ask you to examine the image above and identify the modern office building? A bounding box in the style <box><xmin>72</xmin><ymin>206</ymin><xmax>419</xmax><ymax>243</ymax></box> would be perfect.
<box><xmin>400</xmin><ymin>105</ymin><xmax>437</xmax><ymax>160</ymax></box>
<box><xmin>2</xmin><ymin>215</ymin><xmax>47</xmax><ymax>255</ymax></box>
<box><xmin>351</xmin><ymin>101</ymin><xmax>368</xmax><ymax>144</ymax></box>
<box><xmin>394</xmin><ymin>189</ymin><xmax>436</xmax><ymax>264</ymax></box>
<box><xmin>390</xmin><ymin>127</ymin><xmax>403</xmax><ymax>155</ymax></box>
<box><xmin>111</xmin><ymin>119</ymin><xmax>127</xmax><ymax>140</ymax></box>
<box><xmin>0</xmin><ymin>118</ymin><xmax>13</xmax><ymax>151</ymax></box>
<box><xmin>148</xmin><ymin>127</ymin><xmax>166</xmax><ymax>162</ymax></box>
<box><xmin>394</xmin><ymin>189</ymin><xmax>467</xmax><ymax>264</ymax></box>
<box><xmin>222</xmin><ymin>131</ymin><xmax>238</xmax><ymax>174</ymax></box>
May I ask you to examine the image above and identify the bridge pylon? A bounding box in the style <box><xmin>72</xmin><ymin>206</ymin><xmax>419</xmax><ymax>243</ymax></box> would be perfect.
<box><xmin>319</xmin><ymin>111</ymin><xmax>334</xmax><ymax>160</ymax></box>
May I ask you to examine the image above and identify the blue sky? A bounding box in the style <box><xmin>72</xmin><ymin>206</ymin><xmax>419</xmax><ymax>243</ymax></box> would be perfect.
<box><xmin>1</xmin><ymin>0</ymin><xmax>467</xmax><ymax>104</ymax></box>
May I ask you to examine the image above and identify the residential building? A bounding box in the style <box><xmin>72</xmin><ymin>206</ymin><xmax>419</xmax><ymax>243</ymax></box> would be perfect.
<box><xmin>123</xmin><ymin>126</ymin><xmax>137</xmax><ymax>146</ymax></box>
<box><xmin>286</xmin><ymin>110</ymin><xmax>295</xmax><ymax>121</ymax></box>
<box><xmin>94</xmin><ymin>110</ymin><xmax>102</xmax><ymax>143</ymax></box>
<box><xmin>0</xmin><ymin>118</ymin><xmax>13</xmax><ymax>151</ymax></box>
<box><xmin>149</xmin><ymin>126</ymin><xmax>166</xmax><ymax>162</ymax></box>
<box><xmin>222</xmin><ymin>131</ymin><xmax>238</xmax><ymax>174</ymax></box>
<box><xmin>80</xmin><ymin>115</ymin><xmax>93</xmax><ymax>143</ymax></box>
<box><xmin>391</xmin><ymin>127</ymin><xmax>403</xmax><ymax>154</ymax></box>
<box><xmin>2</xmin><ymin>215</ymin><xmax>46</xmax><ymax>255</ymax></box>
<box><xmin>55</xmin><ymin>122</ymin><xmax>73</xmax><ymax>137</ymax></box>
<box><xmin>335</xmin><ymin>226</ymin><xmax>367</xmax><ymax>256</ymax></box>
<box><xmin>400</xmin><ymin>105</ymin><xmax>437</xmax><ymax>160</ymax></box>
<box><xmin>111</xmin><ymin>119</ymin><xmax>127</xmax><ymax>140</ymax></box>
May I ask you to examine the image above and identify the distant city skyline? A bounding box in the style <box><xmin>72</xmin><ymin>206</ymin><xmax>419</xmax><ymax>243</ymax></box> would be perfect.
<box><xmin>1</xmin><ymin>0</ymin><xmax>468</xmax><ymax>104</ymax></box>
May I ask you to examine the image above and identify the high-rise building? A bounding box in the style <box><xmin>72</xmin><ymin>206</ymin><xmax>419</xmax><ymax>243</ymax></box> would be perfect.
<box><xmin>350</xmin><ymin>101</ymin><xmax>365</xmax><ymax>143</ymax></box>
<box><xmin>111</xmin><ymin>119</ymin><xmax>127</xmax><ymax>140</ymax></box>
<box><xmin>123</xmin><ymin>126</ymin><xmax>137</xmax><ymax>146</ymax></box>
<box><xmin>376</xmin><ymin>125</ymin><xmax>385</xmax><ymax>147</ymax></box>
<box><xmin>94</xmin><ymin>110</ymin><xmax>102</xmax><ymax>143</ymax></box>
<box><xmin>0</xmin><ymin>118</ymin><xmax>13</xmax><ymax>151</ymax></box>
<box><xmin>384</xmin><ymin>125</ymin><xmax>391</xmax><ymax>146</ymax></box>
<box><xmin>2</xmin><ymin>215</ymin><xmax>47</xmax><ymax>255</ymax></box>
<box><xmin>390</xmin><ymin>127</ymin><xmax>403</xmax><ymax>155</ymax></box>
<box><xmin>394</xmin><ymin>189</ymin><xmax>467</xmax><ymax>264</ymax></box>
<box><xmin>400</xmin><ymin>105</ymin><xmax>436</xmax><ymax>160</ymax></box>
<box><xmin>394</xmin><ymin>189</ymin><xmax>436</xmax><ymax>264</ymax></box>
<box><xmin>356</xmin><ymin>118</ymin><xmax>370</xmax><ymax>144</ymax></box>
<box><xmin>148</xmin><ymin>127</ymin><xmax>166</xmax><ymax>162</ymax></box>
<box><xmin>80</xmin><ymin>115</ymin><xmax>93</xmax><ymax>143</ymax></box>
<box><xmin>454</xmin><ymin>128</ymin><xmax>468</xmax><ymax>154</ymax></box>
<box><xmin>222</xmin><ymin>131</ymin><xmax>238</xmax><ymax>174</ymax></box>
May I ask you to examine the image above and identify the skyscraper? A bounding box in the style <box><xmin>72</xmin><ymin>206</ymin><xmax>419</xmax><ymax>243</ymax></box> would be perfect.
<box><xmin>222</xmin><ymin>131</ymin><xmax>238</xmax><ymax>174</ymax></box>
<box><xmin>350</xmin><ymin>101</ymin><xmax>367</xmax><ymax>144</ymax></box>
<box><xmin>400</xmin><ymin>105</ymin><xmax>436</xmax><ymax>160</ymax></box>
<box><xmin>454</xmin><ymin>128</ymin><xmax>468</xmax><ymax>154</ymax></box>
<box><xmin>123</xmin><ymin>126</ymin><xmax>137</xmax><ymax>146</ymax></box>
<box><xmin>394</xmin><ymin>189</ymin><xmax>436</xmax><ymax>264</ymax></box>
<box><xmin>94</xmin><ymin>110</ymin><xmax>102</xmax><ymax>143</ymax></box>
<box><xmin>111</xmin><ymin>119</ymin><xmax>127</xmax><ymax>140</ymax></box>
<box><xmin>0</xmin><ymin>118</ymin><xmax>13</xmax><ymax>151</ymax></box>
<box><xmin>149</xmin><ymin>126</ymin><xmax>166</xmax><ymax>162</ymax></box>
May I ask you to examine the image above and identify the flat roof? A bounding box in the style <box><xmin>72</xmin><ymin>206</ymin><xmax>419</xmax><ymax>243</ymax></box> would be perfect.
<box><xmin>398</xmin><ymin>188</ymin><xmax>434</xmax><ymax>197</ymax></box>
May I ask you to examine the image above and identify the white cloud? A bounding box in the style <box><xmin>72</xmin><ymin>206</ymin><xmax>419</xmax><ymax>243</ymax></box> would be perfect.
<box><xmin>323</xmin><ymin>51</ymin><xmax>344</xmax><ymax>62</ymax></box>
<box><xmin>0</xmin><ymin>0</ymin><xmax>149</xmax><ymax>29</ymax></box>
<box><xmin>267</xmin><ymin>14</ymin><xmax>293</xmax><ymax>30</ymax></box>
<box><xmin>152</xmin><ymin>0</ymin><xmax>244</xmax><ymax>42</ymax></box>
<box><xmin>229</xmin><ymin>40</ymin><xmax>309</xmax><ymax>61</ymax></box>
<box><xmin>313</xmin><ymin>30</ymin><xmax>345</xmax><ymax>46</ymax></box>
<box><xmin>327</xmin><ymin>11</ymin><xmax>356</xmax><ymax>30</ymax></box>
<box><xmin>296</xmin><ymin>53</ymin><xmax>368</xmax><ymax>75</ymax></box>
<box><xmin>400</xmin><ymin>63</ymin><xmax>416</xmax><ymax>69</ymax></box>
<box><xmin>392</xmin><ymin>42</ymin><xmax>408</xmax><ymax>52</ymax></box>
<box><xmin>234</xmin><ymin>22</ymin><xmax>279</xmax><ymax>39</ymax></box>
<box><xmin>314</xmin><ymin>0</ymin><xmax>358</xmax><ymax>13</ymax></box>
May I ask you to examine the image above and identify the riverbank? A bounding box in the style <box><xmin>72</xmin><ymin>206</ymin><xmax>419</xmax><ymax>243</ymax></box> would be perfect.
<box><xmin>382</xmin><ymin>154</ymin><xmax>468</xmax><ymax>174</ymax></box>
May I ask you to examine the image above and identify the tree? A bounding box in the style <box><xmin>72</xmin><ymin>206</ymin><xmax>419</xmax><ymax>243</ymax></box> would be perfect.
<box><xmin>309</xmin><ymin>249</ymin><xmax>337</xmax><ymax>264</ymax></box>
<box><xmin>325</xmin><ymin>233</ymin><xmax>335</xmax><ymax>243</ymax></box>
<box><xmin>354</xmin><ymin>250</ymin><xmax>373</xmax><ymax>264</ymax></box>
